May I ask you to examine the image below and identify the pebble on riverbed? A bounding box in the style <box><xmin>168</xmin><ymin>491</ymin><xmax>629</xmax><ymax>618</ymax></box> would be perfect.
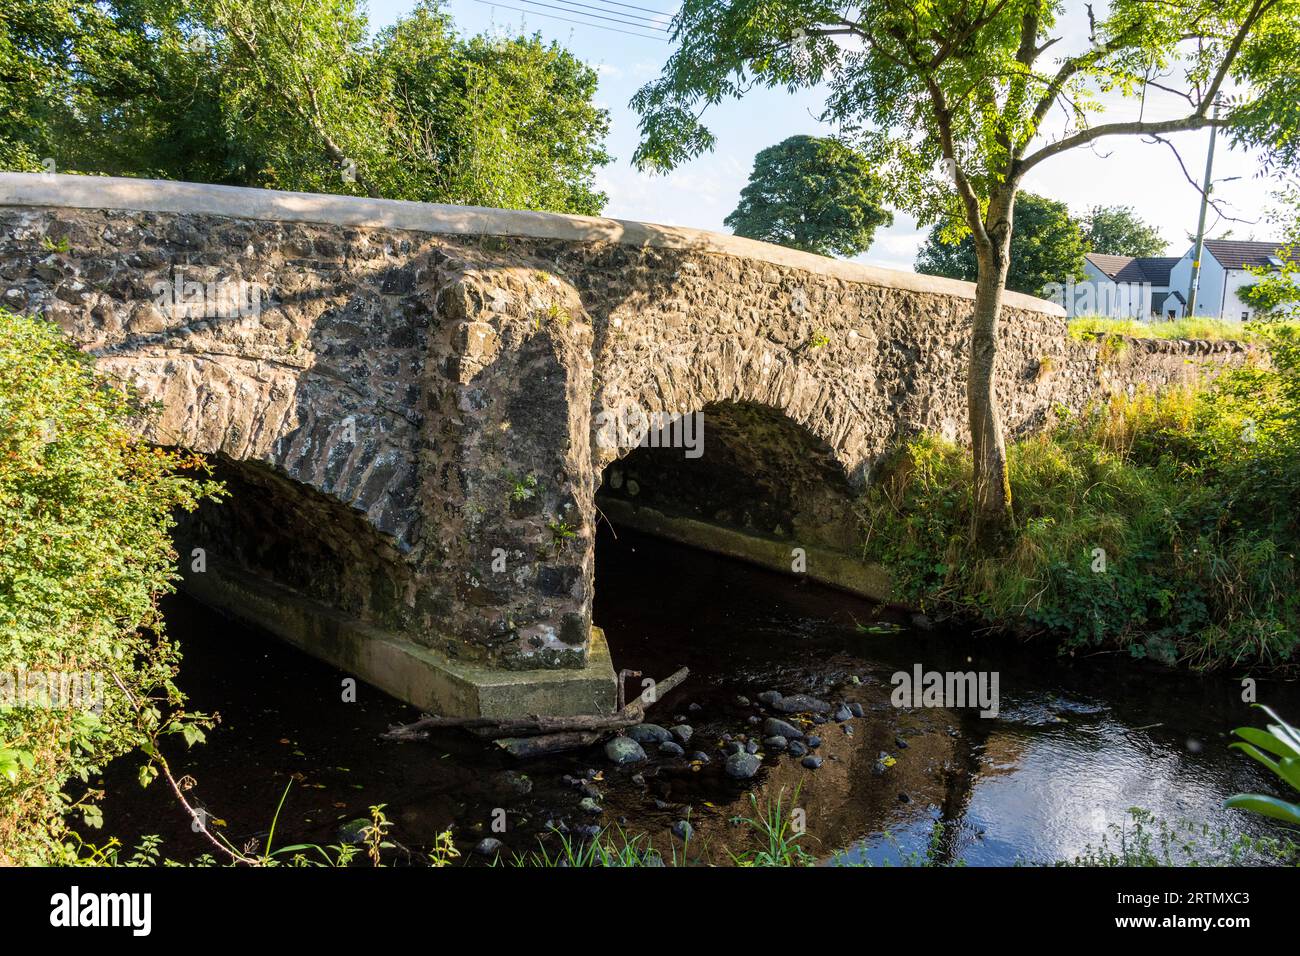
<box><xmin>605</xmin><ymin>736</ymin><xmax>648</xmax><ymax>765</ymax></box>
<box><xmin>763</xmin><ymin>717</ymin><xmax>804</xmax><ymax>740</ymax></box>
<box><xmin>626</xmin><ymin>723</ymin><xmax>673</xmax><ymax>745</ymax></box>
<box><xmin>725</xmin><ymin>751</ymin><xmax>762</xmax><ymax>780</ymax></box>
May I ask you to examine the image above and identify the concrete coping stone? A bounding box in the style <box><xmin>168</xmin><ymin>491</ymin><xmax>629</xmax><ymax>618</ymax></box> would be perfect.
<box><xmin>0</xmin><ymin>172</ymin><xmax>1065</xmax><ymax>316</ymax></box>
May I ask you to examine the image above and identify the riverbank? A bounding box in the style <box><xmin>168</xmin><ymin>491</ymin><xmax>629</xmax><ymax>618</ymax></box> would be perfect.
<box><xmin>859</xmin><ymin>324</ymin><xmax>1300</xmax><ymax>672</ymax></box>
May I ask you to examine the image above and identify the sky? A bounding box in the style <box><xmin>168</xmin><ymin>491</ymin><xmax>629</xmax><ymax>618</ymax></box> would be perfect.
<box><xmin>368</xmin><ymin>0</ymin><xmax>1284</xmax><ymax>272</ymax></box>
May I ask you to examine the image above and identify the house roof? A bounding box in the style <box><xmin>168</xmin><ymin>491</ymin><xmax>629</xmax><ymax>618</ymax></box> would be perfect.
<box><xmin>1202</xmin><ymin>240</ymin><xmax>1299</xmax><ymax>271</ymax></box>
<box><xmin>1085</xmin><ymin>253</ymin><xmax>1179</xmax><ymax>286</ymax></box>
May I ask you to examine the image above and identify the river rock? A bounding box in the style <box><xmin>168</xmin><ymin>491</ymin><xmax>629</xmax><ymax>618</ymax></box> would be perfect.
<box><xmin>788</xmin><ymin>740</ymin><xmax>807</xmax><ymax>757</ymax></box>
<box><xmin>488</xmin><ymin>770</ymin><xmax>533</xmax><ymax>799</ymax></box>
<box><xmin>802</xmin><ymin>756</ymin><xmax>823</xmax><ymax>770</ymax></box>
<box><xmin>690</xmin><ymin>751</ymin><xmax>711</xmax><ymax>763</ymax></box>
<box><xmin>725</xmin><ymin>751</ymin><xmax>762</xmax><ymax>780</ymax></box>
<box><xmin>763</xmin><ymin>735</ymin><xmax>788</xmax><ymax>751</ymax></box>
<box><xmin>745</xmin><ymin>740</ymin><xmax>759</xmax><ymax>754</ymax></box>
<box><xmin>833</xmin><ymin>704</ymin><xmax>853</xmax><ymax>722</ymax></box>
<box><xmin>336</xmin><ymin>818</ymin><xmax>371</xmax><ymax>845</ymax></box>
<box><xmin>659</xmin><ymin>740</ymin><xmax>685</xmax><ymax>757</ymax></box>
<box><xmin>605</xmin><ymin>736</ymin><xmax>647</xmax><ymax>765</ymax></box>
<box><xmin>627</xmin><ymin>723</ymin><xmax>673</xmax><ymax>745</ymax></box>
<box><xmin>757</xmin><ymin>690</ymin><xmax>784</xmax><ymax>708</ymax></box>
<box><xmin>775</xmin><ymin>694</ymin><xmax>831</xmax><ymax>714</ymax></box>
<box><xmin>849</xmin><ymin>702</ymin><xmax>865</xmax><ymax>718</ymax></box>
<box><xmin>578</xmin><ymin>797</ymin><xmax>603</xmax><ymax>815</ymax></box>
<box><xmin>474</xmin><ymin>837</ymin><xmax>505</xmax><ymax>856</ymax></box>
<box><xmin>806</xmin><ymin>735</ymin><xmax>822</xmax><ymax>749</ymax></box>
<box><xmin>763</xmin><ymin>717</ymin><xmax>805</xmax><ymax>740</ymax></box>
<box><xmin>671</xmin><ymin>820</ymin><xmax>694</xmax><ymax>841</ymax></box>
<box><xmin>671</xmin><ymin>724</ymin><xmax>694</xmax><ymax>744</ymax></box>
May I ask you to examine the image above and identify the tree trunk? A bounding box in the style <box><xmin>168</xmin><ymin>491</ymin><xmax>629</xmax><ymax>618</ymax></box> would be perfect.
<box><xmin>968</xmin><ymin>191</ymin><xmax>1016</xmax><ymax>543</ymax></box>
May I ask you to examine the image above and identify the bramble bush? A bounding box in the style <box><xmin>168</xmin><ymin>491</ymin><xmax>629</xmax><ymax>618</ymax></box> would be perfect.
<box><xmin>860</xmin><ymin>321</ymin><xmax>1300</xmax><ymax>670</ymax></box>
<box><xmin>0</xmin><ymin>308</ymin><xmax>223</xmax><ymax>864</ymax></box>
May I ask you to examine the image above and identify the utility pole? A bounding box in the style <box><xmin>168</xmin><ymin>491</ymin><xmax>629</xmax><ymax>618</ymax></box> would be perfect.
<box><xmin>1185</xmin><ymin>100</ymin><xmax>1221</xmax><ymax>318</ymax></box>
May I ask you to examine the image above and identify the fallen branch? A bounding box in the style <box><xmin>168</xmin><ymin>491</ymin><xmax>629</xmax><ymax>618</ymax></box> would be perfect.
<box><xmin>381</xmin><ymin>666</ymin><xmax>689</xmax><ymax>748</ymax></box>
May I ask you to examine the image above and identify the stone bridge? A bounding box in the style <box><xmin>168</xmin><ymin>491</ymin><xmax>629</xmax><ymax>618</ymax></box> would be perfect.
<box><xmin>0</xmin><ymin>173</ymin><xmax>1246</xmax><ymax>718</ymax></box>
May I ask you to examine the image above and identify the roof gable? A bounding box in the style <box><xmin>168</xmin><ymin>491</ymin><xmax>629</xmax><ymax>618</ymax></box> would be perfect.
<box><xmin>1085</xmin><ymin>252</ymin><xmax>1178</xmax><ymax>286</ymax></box>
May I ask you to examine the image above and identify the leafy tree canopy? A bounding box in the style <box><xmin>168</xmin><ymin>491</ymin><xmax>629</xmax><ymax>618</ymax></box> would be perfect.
<box><xmin>630</xmin><ymin>0</ymin><xmax>1300</xmax><ymax>531</ymax></box>
<box><xmin>0</xmin><ymin>0</ymin><xmax>611</xmax><ymax>214</ymax></box>
<box><xmin>1084</xmin><ymin>205</ymin><xmax>1169</xmax><ymax>258</ymax></box>
<box><xmin>724</xmin><ymin>134</ymin><xmax>893</xmax><ymax>257</ymax></box>
<box><xmin>915</xmin><ymin>192</ymin><xmax>1087</xmax><ymax>295</ymax></box>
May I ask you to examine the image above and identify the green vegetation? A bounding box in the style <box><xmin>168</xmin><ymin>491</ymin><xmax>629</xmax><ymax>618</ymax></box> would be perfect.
<box><xmin>0</xmin><ymin>308</ymin><xmax>223</xmax><ymax>864</ymax></box>
<box><xmin>724</xmin><ymin>135</ymin><xmax>893</xmax><ymax>258</ymax></box>
<box><xmin>915</xmin><ymin>192</ymin><xmax>1089</xmax><ymax>296</ymax></box>
<box><xmin>631</xmin><ymin>0</ymin><xmax>1300</xmax><ymax>537</ymax></box>
<box><xmin>1067</xmin><ymin>316</ymin><xmax>1300</xmax><ymax>343</ymax></box>
<box><xmin>1</xmin><ymin>0</ymin><xmax>610</xmax><ymax>214</ymax></box>
<box><xmin>1083</xmin><ymin>205</ymin><xmax>1170</xmax><ymax>258</ymax></box>
<box><xmin>730</xmin><ymin>787</ymin><xmax>816</xmax><ymax>866</ymax></box>
<box><xmin>859</xmin><ymin>323</ymin><xmax>1300</xmax><ymax>670</ymax></box>
<box><xmin>1227</xmin><ymin>705</ymin><xmax>1300</xmax><ymax>825</ymax></box>
<box><xmin>1059</xmin><ymin>808</ymin><xmax>1300</xmax><ymax>867</ymax></box>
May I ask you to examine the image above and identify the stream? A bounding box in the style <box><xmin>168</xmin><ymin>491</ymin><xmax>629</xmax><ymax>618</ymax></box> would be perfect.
<box><xmin>99</xmin><ymin>524</ymin><xmax>1300</xmax><ymax>866</ymax></box>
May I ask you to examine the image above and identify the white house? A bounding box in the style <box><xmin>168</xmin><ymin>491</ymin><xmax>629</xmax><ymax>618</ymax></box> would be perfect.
<box><xmin>1062</xmin><ymin>253</ymin><xmax>1178</xmax><ymax>318</ymax></box>
<box><xmin>1163</xmin><ymin>240</ymin><xmax>1298</xmax><ymax>320</ymax></box>
<box><xmin>1059</xmin><ymin>240</ymin><xmax>1297</xmax><ymax>320</ymax></box>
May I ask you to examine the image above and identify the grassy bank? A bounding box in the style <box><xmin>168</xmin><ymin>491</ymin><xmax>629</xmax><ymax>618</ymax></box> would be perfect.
<box><xmin>1068</xmin><ymin>315</ymin><xmax>1300</xmax><ymax>342</ymax></box>
<box><xmin>860</xmin><ymin>323</ymin><xmax>1300</xmax><ymax>670</ymax></box>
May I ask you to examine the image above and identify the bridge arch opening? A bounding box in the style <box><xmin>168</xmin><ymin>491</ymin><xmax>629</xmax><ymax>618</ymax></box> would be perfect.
<box><xmin>172</xmin><ymin>455</ymin><xmax>418</xmax><ymax>663</ymax></box>
<box><xmin>593</xmin><ymin>401</ymin><xmax>872</xmax><ymax>598</ymax></box>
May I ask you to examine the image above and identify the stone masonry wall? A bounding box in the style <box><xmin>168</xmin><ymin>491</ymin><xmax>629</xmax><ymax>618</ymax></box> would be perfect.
<box><xmin>0</xmin><ymin>203</ymin><xmax>1259</xmax><ymax>675</ymax></box>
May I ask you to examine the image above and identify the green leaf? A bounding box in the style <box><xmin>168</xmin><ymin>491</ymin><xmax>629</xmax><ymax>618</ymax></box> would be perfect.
<box><xmin>1224</xmin><ymin>794</ymin><xmax>1300</xmax><ymax>826</ymax></box>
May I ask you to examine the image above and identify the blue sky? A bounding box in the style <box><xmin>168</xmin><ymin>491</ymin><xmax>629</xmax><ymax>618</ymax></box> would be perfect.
<box><xmin>368</xmin><ymin>0</ymin><xmax>1281</xmax><ymax>272</ymax></box>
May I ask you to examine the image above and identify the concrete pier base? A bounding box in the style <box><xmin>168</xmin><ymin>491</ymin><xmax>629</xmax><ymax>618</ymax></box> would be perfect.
<box><xmin>182</xmin><ymin>565</ymin><xmax>618</xmax><ymax>719</ymax></box>
<box><xmin>597</xmin><ymin>497</ymin><xmax>895</xmax><ymax>603</ymax></box>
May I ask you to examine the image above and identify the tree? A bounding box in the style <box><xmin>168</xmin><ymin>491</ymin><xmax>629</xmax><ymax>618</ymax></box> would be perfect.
<box><xmin>631</xmin><ymin>0</ymin><xmax>1299</xmax><ymax>537</ymax></box>
<box><xmin>1084</xmin><ymin>205</ymin><xmax>1169</xmax><ymax>257</ymax></box>
<box><xmin>0</xmin><ymin>0</ymin><xmax>611</xmax><ymax>214</ymax></box>
<box><xmin>916</xmin><ymin>192</ymin><xmax>1086</xmax><ymax>295</ymax></box>
<box><xmin>1240</xmin><ymin>186</ymin><xmax>1300</xmax><ymax>316</ymax></box>
<box><xmin>724</xmin><ymin>134</ymin><xmax>893</xmax><ymax>256</ymax></box>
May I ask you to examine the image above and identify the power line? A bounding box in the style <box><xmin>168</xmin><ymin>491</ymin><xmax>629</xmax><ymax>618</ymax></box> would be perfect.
<box><xmin>469</xmin><ymin>0</ymin><xmax>671</xmax><ymax>40</ymax></box>
<box><xmin>493</xmin><ymin>0</ymin><xmax>669</xmax><ymax>31</ymax></box>
<box><xmin>599</xmin><ymin>0</ymin><xmax>678</xmax><ymax>17</ymax></box>
<box><xmin>538</xmin><ymin>0</ymin><xmax>672</xmax><ymax>28</ymax></box>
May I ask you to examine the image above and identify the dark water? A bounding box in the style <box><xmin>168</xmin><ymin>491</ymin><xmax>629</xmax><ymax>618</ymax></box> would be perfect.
<box><xmin>100</xmin><ymin>525</ymin><xmax>1300</xmax><ymax>865</ymax></box>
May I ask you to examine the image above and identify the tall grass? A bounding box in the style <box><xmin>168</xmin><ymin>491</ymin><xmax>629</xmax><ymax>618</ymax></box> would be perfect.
<box><xmin>1067</xmin><ymin>316</ymin><xmax>1300</xmax><ymax>342</ymax></box>
<box><xmin>860</xmin><ymin>351</ymin><xmax>1300</xmax><ymax>669</ymax></box>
